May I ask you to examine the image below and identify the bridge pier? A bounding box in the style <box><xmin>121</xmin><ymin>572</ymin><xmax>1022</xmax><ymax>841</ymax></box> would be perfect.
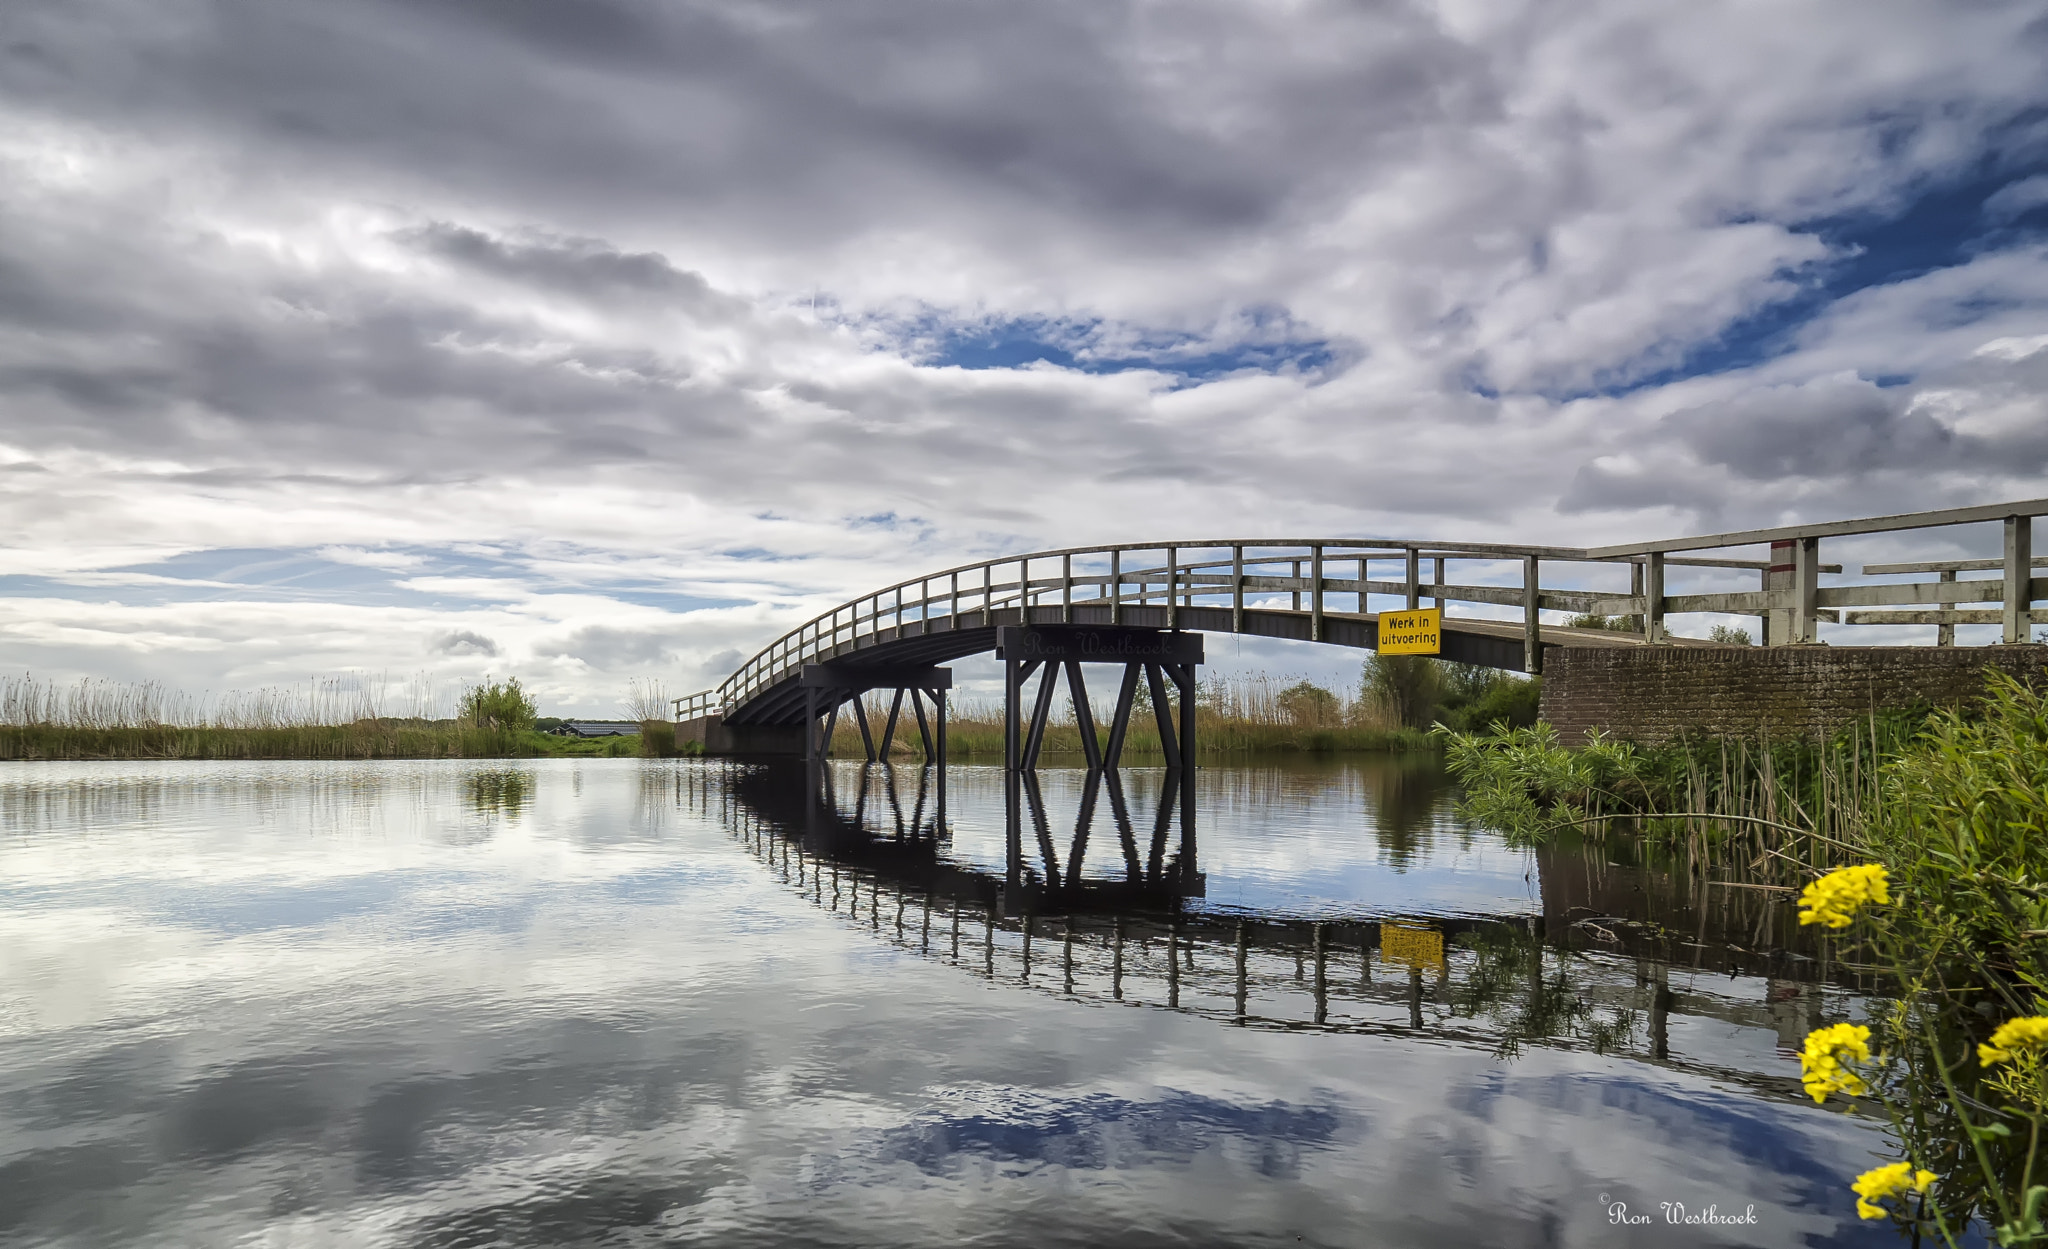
<box><xmin>995</xmin><ymin>626</ymin><xmax>1203</xmax><ymax>776</ymax></box>
<box><xmin>798</xmin><ymin>663</ymin><xmax>951</xmax><ymax>770</ymax></box>
<box><xmin>996</xmin><ymin>626</ymin><xmax>1203</xmax><ymax>900</ymax></box>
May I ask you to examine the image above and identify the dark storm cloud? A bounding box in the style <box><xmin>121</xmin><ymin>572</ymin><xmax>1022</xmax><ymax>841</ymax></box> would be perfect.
<box><xmin>0</xmin><ymin>0</ymin><xmax>1489</xmax><ymax>253</ymax></box>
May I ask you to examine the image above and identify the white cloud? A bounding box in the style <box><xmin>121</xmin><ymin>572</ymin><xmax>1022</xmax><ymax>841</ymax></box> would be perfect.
<box><xmin>315</xmin><ymin>546</ymin><xmax>426</xmax><ymax>570</ymax></box>
<box><xmin>0</xmin><ymin>0</ymin><xmax>2042</xmax><ymax>698</ymax></box>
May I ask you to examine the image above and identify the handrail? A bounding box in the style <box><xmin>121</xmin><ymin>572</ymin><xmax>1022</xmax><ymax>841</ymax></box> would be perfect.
<box><xmin>673</xmin><ymin>503</ymin><xmax>2048</xmax><ymax>720</ymax></box>
<box><xmin>1586</xmin><ymin>498</ymin><xmax>2048</xmax><ymax>557</ymax></box>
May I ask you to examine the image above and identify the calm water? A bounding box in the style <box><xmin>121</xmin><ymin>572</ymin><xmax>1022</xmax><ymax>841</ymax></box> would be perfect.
<box><xmin>0</xmin><ymin>757</ymin><xmax>1894</xmax><ymax>1246</ymax></box>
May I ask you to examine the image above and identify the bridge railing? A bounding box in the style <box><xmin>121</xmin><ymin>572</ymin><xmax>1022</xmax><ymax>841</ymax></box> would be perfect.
<box><xmin>673</xmin><ymin>501</ymin><xmax>2048</xmax><ymax>721</ymax></box>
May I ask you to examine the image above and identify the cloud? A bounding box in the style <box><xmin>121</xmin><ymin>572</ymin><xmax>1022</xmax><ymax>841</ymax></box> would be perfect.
<box><xmin>430</xmin><ymin>630</ymin><xmax>500</xmax><ymax>658</ymax></box>
<box><xmin>1986</xmin><ymin>175</ymin><xmax>2048</xmax><ymax>223</ymax></box>
<box><xmin>318</xmin><ymin>546</ymin><xmax>426</xmax><ymax>570</ymax></box>
<box><xmin>398</xmin><ymin>223</ymin><xmax>741</xmax><ymax>314</ymax></box>
<box><xmin>0</xmin><ymin>0</ymin><xmax>2044</xmax><ymax>699</ymax></box>
<box><xmin>533</xmin><ymin>625</ymin><xmax>677</xmax><ymax>671</ymax></box>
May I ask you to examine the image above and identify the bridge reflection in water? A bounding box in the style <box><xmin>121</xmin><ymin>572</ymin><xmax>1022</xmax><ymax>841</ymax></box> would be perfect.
<box><xmin>677</xmin><ymin>759</ymin><xmax>1864</xmax><ymax>1102</ymax></box>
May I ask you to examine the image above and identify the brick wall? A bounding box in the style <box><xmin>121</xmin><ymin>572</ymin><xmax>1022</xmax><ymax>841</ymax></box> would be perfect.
<box><xmin>1539</xmin><ymin>645</ymin><xmax>2048</xmax><ymax>744</ymax></box>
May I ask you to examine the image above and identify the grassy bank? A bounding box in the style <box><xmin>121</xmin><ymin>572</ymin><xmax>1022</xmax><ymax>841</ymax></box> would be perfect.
<box><xmin>0</xmin><ymin>720</ymin><xmax>699</xmax><ymax>761</ymax></box>
<box><xmin>0</xmin><ymin>673</ymin><xmax>699</xmax><ymax>760</ymax></box>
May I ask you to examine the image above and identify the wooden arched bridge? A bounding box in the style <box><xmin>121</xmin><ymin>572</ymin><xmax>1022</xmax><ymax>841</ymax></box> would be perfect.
<box><xmin>674</xmin><ymin>498</ymin><xmax>2048</xmax><ymax>760</ymax></box>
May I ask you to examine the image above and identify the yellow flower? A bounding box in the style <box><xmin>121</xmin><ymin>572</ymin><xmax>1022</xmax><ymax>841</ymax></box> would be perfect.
<box><xmin>1852</xmin><ymin>1161</ymin><xmax>1934</xmax><ymax>1219</ymax></box>
<box><xmin>1800</xmin><ymin>1022</ymin><xmax>1873</xmax><ymax>1104</ymax></box>
<box><xmin>1979</xmin><ymin>1016</ymin><xmax>2048</xmax><ymax>1067</ymax></box>
<box><xmin>1797</xmin><ymin>864</ymin><xmax>1891</xmax><ymax>929</ymax></box>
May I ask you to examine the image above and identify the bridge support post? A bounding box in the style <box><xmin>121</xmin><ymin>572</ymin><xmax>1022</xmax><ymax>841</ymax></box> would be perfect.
<box><xmin>995</xmin><ymin>625</ymin><xmax>1204</xmax><ymax>898</ymax></box>
<box><xmin>997</xmin><ymin>627</ymin><xmax>1203</xmax><ymax>776</ymax></box>
<box><xmin>798</xmin><ymin>664</ymin><xmax>952</xmax><ymax>768</ymax></box>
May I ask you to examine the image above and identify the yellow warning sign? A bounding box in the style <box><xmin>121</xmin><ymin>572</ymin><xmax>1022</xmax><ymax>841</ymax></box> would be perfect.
<box><xmin>1378</xmin><ymin>608</ymin><xmax>1441</xmax><ymax>656</ymax></box>
<box><xmin>1380</xmin><ymin>921</ymin><xmax>1446</xmax><ymax>975</ymax></box>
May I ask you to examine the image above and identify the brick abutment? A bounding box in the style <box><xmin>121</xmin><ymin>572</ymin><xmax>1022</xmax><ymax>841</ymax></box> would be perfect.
<box><xmin>1537</xmin><ymin>645</ymin><xmax>2048</xmax><ymax>744</ymax></box>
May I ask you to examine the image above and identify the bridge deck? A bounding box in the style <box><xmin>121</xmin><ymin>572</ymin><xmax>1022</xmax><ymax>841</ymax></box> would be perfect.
<box><xmin>723</xmin><ymin>601</ymin><xmax>1725</xmax><ymax>726</ymax></box>
<box><xmin>679</xmin><ymin>502</ymin><xmax>2048</xmax><ymax>725</ymax></box>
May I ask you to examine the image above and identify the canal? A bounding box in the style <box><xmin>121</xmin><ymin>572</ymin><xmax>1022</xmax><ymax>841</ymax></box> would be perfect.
<box><xmin>0</xmin><ymin>757</ymin><xmax>1891</xmax><ymax>1245</ymax></box>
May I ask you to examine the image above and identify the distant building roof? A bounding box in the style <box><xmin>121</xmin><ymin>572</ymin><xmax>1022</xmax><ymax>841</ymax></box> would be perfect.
<box><xmin>558</xmin><ymin>721</ymin><xmax>642</xmax><ymax>737</ymax></box>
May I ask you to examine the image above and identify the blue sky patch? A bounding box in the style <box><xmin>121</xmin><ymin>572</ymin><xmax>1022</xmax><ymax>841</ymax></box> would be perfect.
<box><xmin>1563</xmin><ymin>151</ymin><xmax>2048</xmax><ymax>401</ymax></box>
<box><xmin>901</xmin><ymin>306</ymin><xmax>1344</xmax><ymax>384</ymax></box>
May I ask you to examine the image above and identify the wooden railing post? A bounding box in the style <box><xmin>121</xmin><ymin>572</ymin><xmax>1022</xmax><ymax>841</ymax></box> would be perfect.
<box><xmin>1793</xmin><ymin>537</ymin><xmax>1820</xmax><ymax>644</ymax></box>
<box><xmin>1311</xmin><ymin>544</ymin><xmax>1324</xmax><ymax>641</ymax></box>
<box><xmin>1110</xmin><ymin>549</ymin><xmax>1122</xmax><ymax>624</ymax></box>
<box><xmin>1167</xmin><ymin>547</ymin><xmax>1178</xmax><ymax>629</ymax></box>
<box><xmin>1232</xmin><ymin>545</ymin><xmax>1244</xmax><ymax>632</ymax></box>
<box><xmin>1433</xmin><ymin>556</ymin><xmax>1445</xmax><ymax>612</ymax></box>
<box><xmin>2006</xmin><ymin>515</ymin><xmax>2034</xmax><ymax>644</ymax></box>
<box><xmin>1764</xmin><ymin>539</ymin><xmax>1794</xmax><ymax>647</ymax></box>
<box><xmin>1062</xmin><ymin>553</ymin><xmax>1072</xmax><ymax>623</ymax></box>
<box><xmin>950</xmin><ymin>572</ymin><xmax>960</xmax><ymax>630</ymax></box>
<box><xmin>1404</xmin><ymin>548</ymin><xmax>1419</xmax><ymax>611</ymax></box>
<box><xmin>1645</xmin><ymin>552</ymin><xmax>1666</xmax><ymax>643</ymax></box>
<box><xmin>1938</xmin><ymin>569</ymin><xmax>1956</xmax><ymax>646</ymax></box>
<box><xmin>1523</xmin><ymin>555</ymin><xmax>1542</xmax><ymax>674</ymax></box>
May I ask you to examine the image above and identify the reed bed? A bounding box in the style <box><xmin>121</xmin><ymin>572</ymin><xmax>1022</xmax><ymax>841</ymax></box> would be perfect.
<box><xmin>826</xmin><ymin>672</ymin><xmax>1434</xmax><ymax>759</ymax></box>
<box><xmin>0</xmin><ymin>671</ymin><xmax>586</xmax><ymax>760</ymax></box>
<box><xmin>1442</xmin><ymin>705</ymin><xmax>1917</xmax><ymax>882</ymax></box>
<box><xmin>0</xmin><ymin>721</ymin><xmax>546</xmax><ymax>761</ymax></box>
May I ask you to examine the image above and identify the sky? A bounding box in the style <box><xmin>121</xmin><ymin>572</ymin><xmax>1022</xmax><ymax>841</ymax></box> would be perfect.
<box><xmin>2</xmin><ymin>0</ymin><xmax>2047</xmax><ymax>715</ymax></box>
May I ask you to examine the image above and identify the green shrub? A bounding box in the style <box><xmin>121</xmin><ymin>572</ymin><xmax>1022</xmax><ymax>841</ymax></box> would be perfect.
<box><xmin>458</xmin><ymin>678</ymin><xmax>537</xmax><ymax>731</ymax></box>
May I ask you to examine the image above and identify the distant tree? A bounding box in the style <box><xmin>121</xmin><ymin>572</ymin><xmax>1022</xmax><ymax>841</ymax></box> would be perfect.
<box><xmin>1708</xmin><ymin>623</ymin><xmax>1755</xmax><ymax>646</ymax></box>
<box><xmin>1567</xmin><ymin>613</ymin><xmax>1637</xmax><ymax>631</ymax></box>
<box><xmin>1431</xmin><ymin>661</ymin><xmax>1540</xmax><ymax>733</ymax></box>
<box><xmin>1362</xmin><ymin>654</ymin><xmax>1441</xmax><ymax>729</ymax></box>
<box><xmin>1276</xmin><ymin>680</ymin><xmax>1340</xmax><ymax>728</ymax></box>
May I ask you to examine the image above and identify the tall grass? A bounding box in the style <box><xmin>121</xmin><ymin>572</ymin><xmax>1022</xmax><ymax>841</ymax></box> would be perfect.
<box><xmin>0</xmin><ymin>671</ymin><xmax>538</xmax><ymax>760</ymax></box>
<box><xmin>826</xmin><ymin>672</ymin><xmax>1435</xmax><ymax>759</ymax></box>
<box><xmin>1</xmin><ymin>671</ymin><xmax>453</xmax><ymax>729</ymax></box>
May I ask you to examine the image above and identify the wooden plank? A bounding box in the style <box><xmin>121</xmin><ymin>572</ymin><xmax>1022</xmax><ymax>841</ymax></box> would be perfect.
<box><xmin>1845</xmin><ymin>610</ymin><xmax>2048</xmax><ymax>626</ymax></box>
<box><xmin>1861</xmin><ymin>558</ymin><xmax>2048</xmax><ymax>575</ymax></box>
<box><xmin>1661</xmin><ymin>591</ymin><xmax>1773</xmax><ymax>614</ymax></box>
<box><xmin>1815</xmin><ymin>580</ymin><xmax>2026</xmax><ymax>608</ymax></box>
<box><xmin>1587</xmin><ymin>497</ymin><xmax>2048</xmax><ymax>557</ymax></box>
